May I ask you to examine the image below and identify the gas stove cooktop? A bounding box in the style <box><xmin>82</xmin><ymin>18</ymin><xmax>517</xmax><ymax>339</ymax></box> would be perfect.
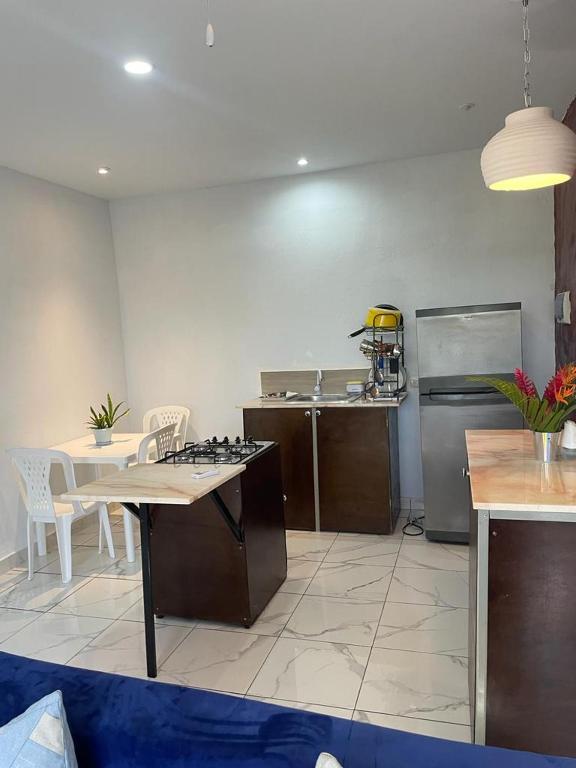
<box><xmin>163</xmin><ymin>436</ymin><xmax>270</xmax><ymax>465</ymax></box>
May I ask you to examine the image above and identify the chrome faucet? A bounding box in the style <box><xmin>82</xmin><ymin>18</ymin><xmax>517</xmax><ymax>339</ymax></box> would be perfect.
<box><xmin>314</xmin><ymin>369</ymin><xmax>323</xmax><ymax>394</ymax></box>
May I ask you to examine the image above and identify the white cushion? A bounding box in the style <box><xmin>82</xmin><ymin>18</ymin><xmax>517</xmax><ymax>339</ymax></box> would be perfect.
<box><xmin>316</xmin><ymin>753</ymin><xmax>343</xmax><ymax>768</ymax></box>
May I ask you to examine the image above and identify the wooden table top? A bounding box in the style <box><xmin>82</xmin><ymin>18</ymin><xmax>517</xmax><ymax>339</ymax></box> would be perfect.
<box><xmin>60</xmin><ymin>462</ymin><xmax>245</xmax><ymax>505</ymax></box>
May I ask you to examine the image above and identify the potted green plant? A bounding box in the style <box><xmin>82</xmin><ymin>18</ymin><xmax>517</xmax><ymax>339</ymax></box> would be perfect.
<box><xmin>471</xmin><ymin>365</ymin><xmax>576</xmax><ymax>462</ymax></box>
<box><xmin>87</xmin><ymin>394</ymin><xmax>130</xmax><ymax>446</ymax></box>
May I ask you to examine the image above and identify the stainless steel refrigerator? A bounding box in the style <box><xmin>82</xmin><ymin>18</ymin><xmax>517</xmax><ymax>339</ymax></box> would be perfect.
<box><xmin>416</xmin><ymin>303</ymin><xmax>523</xmax><ymax>542</ymax></box>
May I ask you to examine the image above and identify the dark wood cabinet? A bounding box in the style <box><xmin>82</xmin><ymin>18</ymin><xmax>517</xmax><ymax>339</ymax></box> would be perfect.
<box><xmin>150</xmin><ymin>444</ymin><xmax>287</xmax><ymax>626</ymax></box>
<box><xmin>317</xmin><ymin>407</ymin><xmax>399</xmax><ymax>534</ymax></box>
<box><xmin>243</xmin><ymin>407</ymin><xmax>316</xmax><ymax>530</ymax></box>
<box><xmin>468</xmin><ymin>502</ymin><xmax>576</xmax><ymax>757</ymax></box>
<box><xmin>484</xmin><ymin>520</ymin><xmax>576</xmax><ymax>756</ymax></box>
<box><xmin>243</xmin><ymin>406</ymin><xmax>400</xmax><ymax>534</ymax></box>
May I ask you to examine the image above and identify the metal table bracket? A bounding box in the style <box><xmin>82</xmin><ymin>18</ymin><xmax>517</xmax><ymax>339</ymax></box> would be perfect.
<box><xmin>210</xmin><ymin>490</ymin><xmax>244</xmax><ymax>543</ymax></box>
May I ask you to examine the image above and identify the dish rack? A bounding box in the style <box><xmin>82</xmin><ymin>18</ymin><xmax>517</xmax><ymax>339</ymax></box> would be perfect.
<box><xmin>359</xmin><ymin>314</ymin><xmax>406</xmax><ymax>399</ymax></box>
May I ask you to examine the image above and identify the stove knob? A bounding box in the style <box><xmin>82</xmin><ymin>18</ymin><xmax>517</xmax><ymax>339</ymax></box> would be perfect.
<box><xmin>235</xmin><ymin>436</ymin><xmax>242</xmax><ymax>444</ymax></box>
<box><xmin>212</xmin><ymin>436</ymin><xmax>218</xmax><ymax>444</ymax></box>
<box><xmin>223</xmin><ymin>436</ymin><xmax>229</xmax><ymax>444</ymax></box>
<box><xmin>246</xmin><ymin>435</ymin><xmax>254</xmax><ymax>443</ymax></box>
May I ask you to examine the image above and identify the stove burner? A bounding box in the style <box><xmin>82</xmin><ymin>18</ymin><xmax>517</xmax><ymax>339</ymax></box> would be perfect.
<box><xmin>162</xmin><ymin>436</ymin><xmax>264</xmax><ymax>465</ymax></box>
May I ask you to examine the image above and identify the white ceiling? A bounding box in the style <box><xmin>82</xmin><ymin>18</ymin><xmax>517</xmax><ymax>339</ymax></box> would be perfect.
<box><xmin>0</xmin><ymin>0</ymin><xmax>574</xmax><ymax>198</ymax></box>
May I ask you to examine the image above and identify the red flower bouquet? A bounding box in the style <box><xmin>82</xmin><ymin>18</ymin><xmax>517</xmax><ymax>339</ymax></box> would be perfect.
<box><xmin>471</xmin><ymin>364</ymin><xmax>576</xmax><ymax>433</ymax></box>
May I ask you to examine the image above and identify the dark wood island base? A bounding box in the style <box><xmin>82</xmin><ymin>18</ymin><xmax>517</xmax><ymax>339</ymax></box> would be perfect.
<box><xmin>466</xmin><ymin>429</ymin><xmax>576</xmax><ymax>758</ymax></box>
<box><xmin>470</xmin><ymin>511</ymin><xmax>576</xmax><ymax>757</ymax></box>
<box><xmin>150</xmin><ymin>443</ymin><xmax>287</xmax><ymax>627</ymax></box>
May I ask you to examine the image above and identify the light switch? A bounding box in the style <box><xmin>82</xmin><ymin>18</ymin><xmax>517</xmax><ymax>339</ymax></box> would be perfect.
<box><xmin>555</xmin><ymin>291</ymin><xmax>571</xmax><ymax>325</ymax></box>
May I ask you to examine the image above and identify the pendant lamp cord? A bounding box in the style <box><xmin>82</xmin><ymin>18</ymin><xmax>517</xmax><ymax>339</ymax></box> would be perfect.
<box><xmin>522</xmin><ymin>0</ymin><xmax>532</xmax><ymax>108</ymax></box>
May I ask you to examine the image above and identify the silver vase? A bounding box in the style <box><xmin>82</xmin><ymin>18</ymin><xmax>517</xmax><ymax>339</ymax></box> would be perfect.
<box><xmin>532</xmin><ymin>431</ymin><xmax>562</xmax><ymax>463</ymax></box>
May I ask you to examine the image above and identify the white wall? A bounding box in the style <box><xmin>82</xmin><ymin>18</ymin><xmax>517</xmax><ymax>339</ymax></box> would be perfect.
<box><xmin>111</xmin><ymin>149</ymin><xmax>555</xmax><ymax>500</ymax></box>
<box><xmin>0</xmin><ymin>167</ymin><xmax>126</xmax><ymax>561</ymax></box>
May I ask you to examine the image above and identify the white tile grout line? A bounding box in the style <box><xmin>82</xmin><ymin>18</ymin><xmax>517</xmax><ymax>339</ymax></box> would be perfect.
<box><xmin>239</xmin><ymin>533</ymin><xmax>436</xmax><ymax>712</ymax></box>
<box><xmin>1</xmin><ymin>530</ymin><xmax>470</xmax><ymax>716</ymax></box>
<box><xmin>353</xmin><ymin>709</ymin><xmax>472</xmax><ymax>733</ymax></box>
<box><xmin>236</xmin><ymin>595</ymin><xmax>307</xmax><ymax>696</ymax></box>
<box><xmin>348</xmin><ymin>531</ymin><xmax>404</xmax><ymax>713</ymax></box>
<box><xmin>243</xmin><ymin>531</ymin><xmax>398</xmax><ymax>701</ymax></box>
<box><xmin>0</xmin><ymin>573</ymin><xmax>99</xmax><ymax>614</ymax></box>
<box><xmin>241</xmin><ymin>535</ymin><xmax>342</xmax><ymax>697</ymax></box>
<box><xmin>64</xmin><ymin>617</ymin><xmax>196</xmax><ymax>674</ymax></box>
<box><xmin>93</xmin><ymin>535</ymin><xmax>314</xmax><ymax>686</ymax></box>
<box><xmin>136</xmin><ymin>530</ymin><xmax>465</xmax><ymax>724</ymax></box>
<box><xmin>350</xmin><ymin>547</ymin><xmax>470</xmax><ymax>722</ymax></box>
<box><xmin>0</xmin><ymin>609</ymin><xmax>45</xmax><ymax>646</ymax></box>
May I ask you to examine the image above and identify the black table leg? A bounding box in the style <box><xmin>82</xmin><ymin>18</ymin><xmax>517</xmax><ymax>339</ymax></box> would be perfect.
<box><xmin>139</xmin><ymin>503</ymin><xmax>157</xmax><ymax>678</ymax></box>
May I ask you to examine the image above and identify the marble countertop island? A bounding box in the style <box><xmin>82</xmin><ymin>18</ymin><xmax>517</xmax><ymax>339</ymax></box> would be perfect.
<box><xmin>466</xmin><ymin>429</ymin><xmax>576</xmax><ymax>513</ymax></box>
<box><xmin>61</xmin><ymin>462</ymin><xmax>245</xmax><ymax>505</ymax></box>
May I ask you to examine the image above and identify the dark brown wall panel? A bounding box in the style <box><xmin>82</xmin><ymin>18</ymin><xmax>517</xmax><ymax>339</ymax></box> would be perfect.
<box><xmin>555</xmin><ymin>96</ymin><xmax>576</xmax><ymax>366</ymax></box>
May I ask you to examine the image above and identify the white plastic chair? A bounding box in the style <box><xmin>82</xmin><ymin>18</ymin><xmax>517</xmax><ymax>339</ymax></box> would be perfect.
<box><xmin>138</xmin><ymin>424</ymin><xmax>177</xmax><ymax>464</ymax></box>
<box><xmin>8</xmin><ymin>448</ymin><xmax>115</xmax><ymax>584</ymax></box>
<box><xmin>143</xmin><ymin>406</ymin><xmax>190</xmax><ymax>452</ymax></box>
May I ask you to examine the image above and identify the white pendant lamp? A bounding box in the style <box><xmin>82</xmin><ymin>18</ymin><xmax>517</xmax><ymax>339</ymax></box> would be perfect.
<box><xmin>481</xmin><ymin>0</ymin><xmax>576</xmax><ymax>191</ymax></box>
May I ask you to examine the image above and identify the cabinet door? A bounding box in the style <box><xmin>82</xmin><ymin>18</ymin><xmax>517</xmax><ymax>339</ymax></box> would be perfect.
<box><xmin>243</xmin><ymin>408</ymin><xmax>315</xmax><ymax>530</ymax></box>
<box><xmin>316</xmin><ymin>408</ymin><xmax>393</xmax><ymax>534</ymax></box>
<box><xmin>485</xmin><ymin>519</ymin><xmax>576</xmax><ymax>756</ymax></box>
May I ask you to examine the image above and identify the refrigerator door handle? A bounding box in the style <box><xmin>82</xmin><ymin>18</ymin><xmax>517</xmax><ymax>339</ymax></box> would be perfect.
<box><xmin>427</xmin><ymin>389</ymin><xmax>503</xmax><ymax>403</ymax></box>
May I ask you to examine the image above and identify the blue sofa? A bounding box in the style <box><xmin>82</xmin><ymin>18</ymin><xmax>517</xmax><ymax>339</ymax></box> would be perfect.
<box><xmin>0</xmin><ymin>650</ymin><xmax>574</xmax><ymax>768</ymax></box>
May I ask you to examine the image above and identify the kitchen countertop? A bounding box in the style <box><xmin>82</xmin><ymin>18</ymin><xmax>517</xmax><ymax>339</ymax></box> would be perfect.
<box><xmin>60</xmin><ymin>462</ymin><xmax>245</xmax><ymax>506</ymax></box>
<box><xmin>240</xmin><ymin>393</ymin><xmax>407</xmax><ymax>409</ymax></box>
<box><xmin>466</xmin><ymin>429</ymin><xmax>576</xmax><ymax>513</ymax></box>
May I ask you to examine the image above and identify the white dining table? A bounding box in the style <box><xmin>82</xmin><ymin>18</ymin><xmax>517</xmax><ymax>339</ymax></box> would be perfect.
<box><xmin>49</xmin><ymin>432</ymin><xmax>149</xmax><ymax>562</ymax></box>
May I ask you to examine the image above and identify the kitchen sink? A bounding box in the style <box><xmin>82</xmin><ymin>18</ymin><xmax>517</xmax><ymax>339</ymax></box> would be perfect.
<box><xmin>291</xmin><ymin>393</ymin><xmax>357</xmax><ymax>403</ymax></box>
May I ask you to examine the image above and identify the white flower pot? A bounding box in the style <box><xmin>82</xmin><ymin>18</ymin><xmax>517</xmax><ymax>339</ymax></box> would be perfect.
<box><xmin>93</xmin><ymin>427</ymin><xmax>112</xmax><ymax>446</ymax></box>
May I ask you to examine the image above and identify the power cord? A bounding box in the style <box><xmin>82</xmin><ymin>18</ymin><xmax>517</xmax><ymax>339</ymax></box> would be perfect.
<box><xmin>402</xmin><ymin>512</ymin><xmax>424</xmax><ymax>537</ymax></box>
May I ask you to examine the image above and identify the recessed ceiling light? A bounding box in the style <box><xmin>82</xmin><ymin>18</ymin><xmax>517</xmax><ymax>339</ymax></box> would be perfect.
<box><xmin>297</xmin><ymin>157</ymin><xmax>309</xmax><ymax>167</ymax></box>
<box><xmin>123</xmin><ymin>60</ymin><xmax>153</xmax><ymax>75</ymax></box>
<box><xmin>98</xmin><ymin>167</ymin><xmax>110</xmax><ymax>175</ymax></box>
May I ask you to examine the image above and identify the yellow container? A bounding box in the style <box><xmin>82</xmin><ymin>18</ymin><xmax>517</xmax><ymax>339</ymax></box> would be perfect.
<box><xmin>364</xmin><ymin>307</ymin><xmax>402</xmax><ymax>329</ymax></box>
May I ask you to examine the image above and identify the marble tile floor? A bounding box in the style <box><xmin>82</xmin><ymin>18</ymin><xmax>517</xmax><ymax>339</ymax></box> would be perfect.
<box><xmin>0</xmin><ymin>516</ymin><xmax>471</xmax><ymax>743</ymax></box>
